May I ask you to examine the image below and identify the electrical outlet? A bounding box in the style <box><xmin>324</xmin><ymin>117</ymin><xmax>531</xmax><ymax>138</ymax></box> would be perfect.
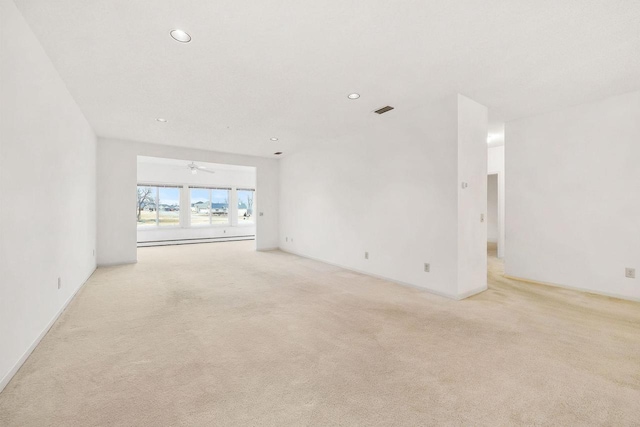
<box><xmin>57</xmin><ymin>277</ymin><xmax>61</xmax><ymax>290</ymax></box>
<box><xmin>259</xmin><ymin>212</ymin><xmax>264</xmax><ymax>216</ymax></box>
<box><xmin>285</xmin><ymin>237</ymin><xmax>288</xmax><ymax>242</ymax></box>
<box><xmin>625</xmin><ymin>268</ymin><xmax>635</xmax><ymax>279</ymax></box>
<box><xmin>223</xmin><ymin>229</ymin><xmax>226</xmax><ymax>233</ymax></box>
<box><xmin>364</xmin><ymin>252</ymin><xmax>369</xmax><ymax>260</ymax></box>
<box><xmin>480</xmin><ymin>214</ymin><xmax>484</xmax><ymax>223</ymax></box>
<box><xmin>424</xmin><ymin>263</ymin><xmax>430</xmax><ymax>273</ymax></box>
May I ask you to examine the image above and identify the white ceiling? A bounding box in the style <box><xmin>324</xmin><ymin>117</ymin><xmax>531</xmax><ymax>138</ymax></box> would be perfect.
<box><xmin>14</xmin><ymin>0</ymin><xmax>640</xmax><ymax>157</ymax></box>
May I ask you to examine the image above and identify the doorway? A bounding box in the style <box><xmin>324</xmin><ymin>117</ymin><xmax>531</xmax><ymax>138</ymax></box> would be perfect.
<box><xmin>487</xmin><ymin>173</ymin><xmax>503</xmax><ymax>276</ymax></box>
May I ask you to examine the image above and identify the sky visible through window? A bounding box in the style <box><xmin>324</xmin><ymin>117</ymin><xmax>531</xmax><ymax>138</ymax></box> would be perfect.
<box><xmin>159</xmin><ymin>187</ymin><xmax>179</xmax><ymax>206</ymax></box>
<box><xmin>237</xmin><ymin>190</ymin><xmax>253</xmax><ymax>211</ymax></box>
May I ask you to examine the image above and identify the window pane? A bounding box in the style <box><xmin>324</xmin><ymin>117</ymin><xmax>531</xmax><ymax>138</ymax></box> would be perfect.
<box><xmin>237</xmin><ymin>189</ymin><xmax>255</xmax><ymax>224</ymax></box>
<box><xmin>211</xmin><ymin>189</ymin><xmax>229</xmax><ymax>225</ymax></box>
<box><xmin>158</xmin><ymin>187</ymin><xmax>180</xmax><ymax>226</ymax></box>
<box><xmin>190</xmin><ymin>188</ymin><xmax>210</xmax><ymax>225</ymax></box>
<box><xmin>137</xmin><ymin>186</ymin><xmax>156</xmax><ymax>227</ymax></box>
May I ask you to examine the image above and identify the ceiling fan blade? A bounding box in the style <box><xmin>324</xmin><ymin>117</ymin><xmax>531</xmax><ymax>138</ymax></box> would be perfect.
<box><xmin>197</xmin><ymin>168</ymin><xmax>215</xmax><ymax>174</ymax></box>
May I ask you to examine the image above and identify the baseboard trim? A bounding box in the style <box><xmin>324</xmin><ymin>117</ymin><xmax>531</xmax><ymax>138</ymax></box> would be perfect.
<box><xmin>97</xmin><ymin>260</ymin><xmax>137</xmax><ymax>267</ymax></box>
<box><xmin>503</xmin><ymin>274</ymin><xmax>640</xmax><ymax>303</ymax></box>
<box><xmin>456</xmin><ymin>285</ymin><xmax>488</xmax><ymax>300</ymax></box>
<box><xmin>0</xmin><ymin>267</ymin><xmax>96</xmax><ymax>394</ymax></box>
<box><xmin>137</xmin><ymin>235</ymin><xmax>255</xmax><ymax>244</ymax></box>
<box><xmin>137</xmin><ymin>236</ymin><xmax>255</xmax><ymax>247</ymax></box>
<box><xmin>277</xmin><ymin>248</ymin><xmax>471</xmax><ymax>301</ymax></box>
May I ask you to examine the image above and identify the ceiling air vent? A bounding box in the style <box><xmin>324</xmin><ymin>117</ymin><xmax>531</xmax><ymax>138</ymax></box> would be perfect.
<box><xmin>374</xmin><ymin>106</ymin><xmax>394</xmax><ymax>114</ymax></box>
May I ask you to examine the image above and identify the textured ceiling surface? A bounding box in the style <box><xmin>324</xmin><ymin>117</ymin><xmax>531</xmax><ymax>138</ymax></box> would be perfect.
<box><xmin>14</xmin><ymin>0</ymin><xmax>640</xmax><ymax>156</ymax></box>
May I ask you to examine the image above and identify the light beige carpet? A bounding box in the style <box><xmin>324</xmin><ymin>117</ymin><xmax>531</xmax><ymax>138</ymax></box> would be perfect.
<box><xmin>1</xmin><ymin>241</ymin><xmax>639</xmax><ymax>426</ymax></box>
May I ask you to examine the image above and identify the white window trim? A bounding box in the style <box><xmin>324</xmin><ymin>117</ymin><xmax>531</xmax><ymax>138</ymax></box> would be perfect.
<box><xmin>188</xmin><ymin>186</ymin><xmax>232</xmax><ymax>227</ymax></box>
<box><xmin>137</xmin><ymin>184</ymin><xmax>182</xmax><ymax>229</ymax></box>
<box><xmin>138</xmin><ymin>183</ymin><xmax>257</xmax><ymax>230</ymax></box>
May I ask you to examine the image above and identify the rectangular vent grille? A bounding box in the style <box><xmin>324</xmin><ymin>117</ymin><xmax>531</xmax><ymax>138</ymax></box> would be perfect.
<box><xmin>374</xmin><ymin>106</ymin><xmax>394</xmax><ymax>114</ymax></box>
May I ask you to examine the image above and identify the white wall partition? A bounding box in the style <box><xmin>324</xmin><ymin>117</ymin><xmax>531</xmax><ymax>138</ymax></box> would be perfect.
<box><xmin>280</xmin><ymin>109</ymin><xmax>459</xmax><ymax>297</ymax></box>
<box><xmin>456</xmin><ymin>95</ymin><xmax>488</xmax><ymax>298</ymax></box>
<box><xmin>97</xmin><ymin>138</ymin><xmax>279</xmax><ymax>266</ymax></box>
<box><xmin>506</xmin><ymin>90</ymin><xmax>640</xmax><ymax>300</ymax></box>
<box><xmin>0</xmin><ymin>0</ymin><xmax>97</xmax><ymax>391</ymax></box>
<box><xmin>279</xmin><ymin>94</ymin><xmax>487</xmax><ymax>299</ymax></box>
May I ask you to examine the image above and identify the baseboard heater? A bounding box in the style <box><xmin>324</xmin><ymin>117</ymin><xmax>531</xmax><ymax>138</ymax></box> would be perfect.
<box><xmin>137</xmin><ymin>235</ymin><xmax>255</xmax><ymax>248</ymax></box>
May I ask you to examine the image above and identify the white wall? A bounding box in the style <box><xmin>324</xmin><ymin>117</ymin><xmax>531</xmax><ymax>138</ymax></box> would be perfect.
<box><xmin>136</xmin><ymin>160</ymin><xmax>256</xmax><ymax>242</ymax></box>
<box><xmin>138</xmin><ymin>161</ymin><xmax>255</xmax><ymax>189</ymax></box>
<box><xmin>456</xmin><ymin>95</ymin><xmax>488</xmax><ymax>297</ymax></box>
<box><xmin>488</xmin><ymin>145</ymin><xmax>505</xmax><ymax>174</ymax></box>
<box><xmin>506</xmin><ymin>90</ymin><xmax>640</xmax><ymax>301</ymax></box>
<box><xmin>280</xmin><ymin>105</ymin><xmax>459</xmax><ymax>297</ymax></box>
<box><xmin>97</xmin><ymin>138</ymin><xmax>279</xmax><ymax>265</ymax></box>
<box><xmin>487</xmin><ymin>175</ymin><xmax>498</xmax><ymax>243</ymax></box>
<box><xmin>0</xmin><ymin>0</ymin><xmax>97</xmax><ymax>391</ymax></box>
<box><xmin>279</xmin><ymin>95</ymin><xmax>487</xmax><ymax>299</ymax></box>
<box><xmin>488</xmin><ymin>145</ymin><xmax>505</xmax><ymax>258</ymax></box>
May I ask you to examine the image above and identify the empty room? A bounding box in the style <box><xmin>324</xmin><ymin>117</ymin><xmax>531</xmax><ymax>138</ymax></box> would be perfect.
<box><xmin>1</xmin><ymin>1</ymin><xmax>639</xmax><ymax>425</ymax></box>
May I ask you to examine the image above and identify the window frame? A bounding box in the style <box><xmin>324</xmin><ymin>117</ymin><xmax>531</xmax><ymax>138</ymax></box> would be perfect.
<box><xmin>236</xmin><ymin>188</ymin><xmax>256</xmax><ymax>226</ymax></box>
<box><xmin>189</xmin><ymin>186</ymin><xmax>231</xmax><ymax>227</ymax></box>
<box><xmin>137</xmin><ymin>184</ymin><xmax>256</xmax><ymax>230</ymax></box>
<box><xmin>137</xmin><ymin>184</ymin><xmax>182</xmax><ymax>229</ymax></box>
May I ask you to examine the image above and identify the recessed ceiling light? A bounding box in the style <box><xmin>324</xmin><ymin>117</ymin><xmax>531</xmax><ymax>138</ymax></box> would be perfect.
<box><xmin>170</xmin><ymin>29</ymin><xmax>191</xmax><ymax>43</ymax></box>
<box><xmin>274</xmin><ymin>152</ymin><xmax>283</xmax><ymax>155</ymax></box>
<box><xmin>348</xmin><ymin>93</ymin><xmax>360</xmax><ymax>99</ymax></box>
<box><xmin>270</xmin><ymin>137</ymin><xmax>278</xmax><ymax>141</ymax></box>
<box><xmin>156</xmin><ymin>118</ymin><xmax>167</xmax><ymax>122</ymax></box>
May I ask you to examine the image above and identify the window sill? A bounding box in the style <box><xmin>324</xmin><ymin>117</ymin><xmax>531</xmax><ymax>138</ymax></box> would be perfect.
<box><xmin>137</xmin><ymin>224</ymin><xmax>255</xmax><ymax>231</ymax></box>
<box><xmin>137</xmin><ymin>226</ymin><xmax>182</xmax><ymax>231</ymax></box>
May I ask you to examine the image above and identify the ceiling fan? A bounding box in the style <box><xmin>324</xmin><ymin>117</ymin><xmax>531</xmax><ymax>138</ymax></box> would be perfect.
<box><xmin>187</xmin><ymin>161</ymin><xmax>215</xmax><ymax>175</ymax></box>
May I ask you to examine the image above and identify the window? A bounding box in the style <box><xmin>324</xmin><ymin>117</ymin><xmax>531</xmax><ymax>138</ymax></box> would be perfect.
<box><xmin>138</xmin><ymin>185</ymin><xmax>255</xmax><ymax>229</ymax></box>
<box><xmin>137</xmin><ymin>185</ymin><xmax>156</xmax><ymax>227</ymax></box>
<box><xmin>158</xmin><ymin>187</ymin><xmax>180</xmax><ymax>226</ymax></box>
<box><xmin>137</xmin><ymin>185</ymin><xmax>181</xmax><ymax>227</ymax></box>
<box><xmin>190</xmin><ymin>187</ymin><xmax>230</xmax><ymax>226</ymax></box>
<box><xmin>190</xmin><ymin>188</ymin><xmax>210</xmax><ymax>226</ymax></box>
<box><xmin>211</xmin><ymin>188</ymin><xmax>230</xmax><ymax>224</ymax></box>
<box><xmin>237</xmin><ymin>188</ymin><xmax>255</xmax><ymax>224</ymax></box>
